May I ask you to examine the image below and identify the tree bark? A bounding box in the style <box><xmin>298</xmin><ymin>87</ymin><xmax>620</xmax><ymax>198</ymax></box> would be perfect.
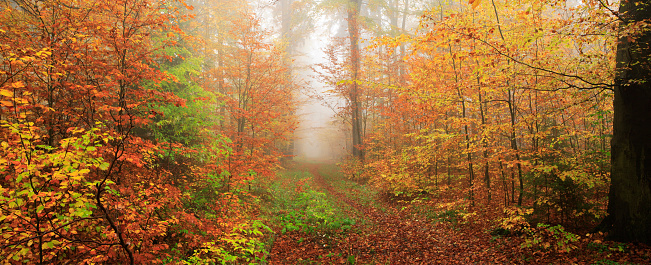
<box><xmin>603</xmin><ymin>0</ymin><xmax>651</xmax><ymax>244</ymax></box>
<box><xmin>348</xmin><ymin>0</ymin><xmax>364</xmax><ymax>161</ymax></box>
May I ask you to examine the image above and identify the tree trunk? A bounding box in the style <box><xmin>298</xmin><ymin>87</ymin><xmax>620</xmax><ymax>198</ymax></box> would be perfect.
<box><xmin>603</xmin><ymin>0</ymin><xmax>651</xmax><ymax>244</ymax></box>
<box><xmin>450</xmin><ymin>44</ymin><xmax>474</xmax><ymax>205</ymax></box>
<box><xmin>507</xmin><ymin>90</ymin><xmax>524</xmax><ymax>205</ymax></box>
<box><xmin>479</xmin><ymin>90</ymin><xmax>490</xmax><ymax>202</ymax></box>
<box><xmin>348</xmin><ymin>0</ymin><xmax>364</xmax><ymax>161</ymax></box>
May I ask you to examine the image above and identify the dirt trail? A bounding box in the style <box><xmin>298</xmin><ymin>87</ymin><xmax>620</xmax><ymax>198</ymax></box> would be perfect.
<box><xmin>268</xmin><ymin>163</ymin><xmax>513</xmax><ymax>264</ymax></box>
<box><xmin>308</xmin><ymin>164</ymin><xmax>444</xmax><ymax>263</ymax></box>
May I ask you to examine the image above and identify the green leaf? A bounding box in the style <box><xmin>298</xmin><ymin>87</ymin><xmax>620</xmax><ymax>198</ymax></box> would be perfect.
<box><xmin>98</xmin><ymin>162</ymin><xmax>109</xmax><ymax>170</ymax></box>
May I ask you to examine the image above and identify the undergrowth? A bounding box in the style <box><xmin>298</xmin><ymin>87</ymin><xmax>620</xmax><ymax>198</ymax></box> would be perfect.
<box><xmin>266</xmin><ymin>169</ymin><xmax>355</xmax><ymax>237</ymax></box>
<box><xmin>321</xmin><ymin>164</ymin><xmax>388</xmax><ymax>213</ymax></box>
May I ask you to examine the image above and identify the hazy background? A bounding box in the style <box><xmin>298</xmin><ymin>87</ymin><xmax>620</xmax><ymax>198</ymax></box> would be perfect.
<box><xmin>292</xmin><ymin>19</ymin><xmax>347</xmax><ymax>162</ymax></box>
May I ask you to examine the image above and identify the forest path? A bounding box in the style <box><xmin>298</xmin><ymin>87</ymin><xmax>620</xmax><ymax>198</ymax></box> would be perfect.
<box><xmin>266</xmin><ymin>163</ymin><xmax>513</xmax><ymax>264</ymax></box>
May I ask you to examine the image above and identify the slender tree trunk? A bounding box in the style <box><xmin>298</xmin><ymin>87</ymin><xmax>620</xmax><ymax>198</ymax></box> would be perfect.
<box><xmin>447</xmin><ymin>123</ymin><xmax>452</xmax><ymax>187</ymax></box>
<box><xmin>280</xmin><ymin>0</ymin><xmax>295</xmax><ymax>160</ymax></box>
<box><xmin>507</xmin><ymin>91</ymin><xmax>524</xmax><ymax>205</ymax></box>
<box><xmin>348</xmin><ymin>0</ymin><xmax>364</xmax><ymax>161</ymax></box>
<box><xmin>500</xmin><ymin>160</ymin><xmax>507</xmax><ymax>206</ymax></box>
<box><xmin>450</xmin><ymin>44</ymin><xmax>474</xmax><ymax>205</ymax></box>
<box><xmin>398</xmin><ymin>0</ymin><xmax>409</xmax><ymax>81</ymax></box>
<box><xmin>479</xmin><ymin>90</ymin><xmax>490</xmax><ymax>202</ymax></box>
<box><xmin>491</xmin><ymin>0</ymin><xmax>523</xmax><ymax>205</ymax></box>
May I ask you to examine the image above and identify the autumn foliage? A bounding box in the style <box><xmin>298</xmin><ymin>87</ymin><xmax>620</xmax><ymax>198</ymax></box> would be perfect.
<box><xmin>1</xmin><ymin>0</ymin><xmax>648</xmax><ymax>263</ymax></box>
<box><xmin>0</xmin><ymin>0</ymin><xmax>296</xmax><ymax>263</ymax></box>
<box><xmin>333</xmin><ymin>0</ymin><xmax>617</xmax><ymax>237</ymax></box>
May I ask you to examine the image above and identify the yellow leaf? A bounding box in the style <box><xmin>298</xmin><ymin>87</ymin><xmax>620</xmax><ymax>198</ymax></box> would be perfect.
<box><xmin>0</xmin><ymin>89</ymin><xmax>12</xmax><ymax>97</ymax></box>
<box><xmin>14</xmin><ymin>98</ymin><xmax>28</xmax><ymax>104</ymax></box>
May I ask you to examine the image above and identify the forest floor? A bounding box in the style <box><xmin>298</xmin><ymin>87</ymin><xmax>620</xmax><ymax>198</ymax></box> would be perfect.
<box><xmin>260</xmin><ymin>162</ymin><xmax>651</xmax><ymax>264</ymax></box>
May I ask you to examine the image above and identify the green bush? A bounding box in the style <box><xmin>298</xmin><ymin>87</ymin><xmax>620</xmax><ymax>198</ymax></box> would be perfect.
<box><xmin>277</xmin><ymin>189</ymin><xmax>355</xmax><ymax>234</ymax></box>
<box><xmin>269</xmin><ymin>172</ymin><xmax>355</xmax><ymax>236</ymax></box>
<box><xmin>521</xmin><ymin>223</ymin><xmax>580</xmax><ymax>253</ymax></box>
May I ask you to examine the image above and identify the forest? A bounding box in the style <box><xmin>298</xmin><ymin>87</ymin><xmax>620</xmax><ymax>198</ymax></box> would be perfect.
<box><xmin>0</xmin><ymin>0</ymin><xmax>649</xmax><ymax>264</ymax></box>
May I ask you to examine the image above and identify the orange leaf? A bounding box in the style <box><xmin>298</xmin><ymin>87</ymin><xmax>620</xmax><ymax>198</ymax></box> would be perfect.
<box><xmin>11</xmin><ymin>81</ymin><xmax>25</xmax><ymax>88</ymax></box>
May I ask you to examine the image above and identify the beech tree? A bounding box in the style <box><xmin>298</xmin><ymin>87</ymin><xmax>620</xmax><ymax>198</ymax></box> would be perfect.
<box><xmin>602</xmin><ymin>0</ymin><xmax>651</xmax><ymax>244</ymax></box>
<box><xmin>348</xmin><ymin>0</ymin><xmax>364</xmax><ymax>161</ymax></box>
<box><xmin>0</xmin><ymin>0</ymin><xmax>297</xmax><ymax>263</ymax></box>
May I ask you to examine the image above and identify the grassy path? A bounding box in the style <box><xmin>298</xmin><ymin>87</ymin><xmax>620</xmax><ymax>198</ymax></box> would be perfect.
<box><xmin>307</xmin><ymin>163</ymin><xmax>447</xmax><ymax>263</ymax></box>
<box><xmin>264</xmin><ymin>163</ymin><xmax>515</xmax><ymax>264</ymax></box>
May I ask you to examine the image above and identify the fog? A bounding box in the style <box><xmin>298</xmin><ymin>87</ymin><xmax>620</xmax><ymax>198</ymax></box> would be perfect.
<box><xmin>292</xmin><ymin>21</ymin><xmax>347</xmax><ymax>163</ymax></box>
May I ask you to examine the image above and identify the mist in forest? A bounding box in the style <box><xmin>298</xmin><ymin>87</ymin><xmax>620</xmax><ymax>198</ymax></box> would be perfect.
<box><xmin>292</xmin><ymin>22</ymin><xmax>347</xmax><ymax>162</ymax></box>
<box><xmin>253</xmin><ymin>0</ymin><xmax>350</xmax><ymax>162</ymax></box>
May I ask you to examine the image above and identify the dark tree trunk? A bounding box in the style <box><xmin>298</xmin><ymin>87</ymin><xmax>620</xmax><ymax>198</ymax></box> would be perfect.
<box><xmin>603</xmin><ymin>0</ymin><xmax>651</xmax><ymax>244</ymax></box>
